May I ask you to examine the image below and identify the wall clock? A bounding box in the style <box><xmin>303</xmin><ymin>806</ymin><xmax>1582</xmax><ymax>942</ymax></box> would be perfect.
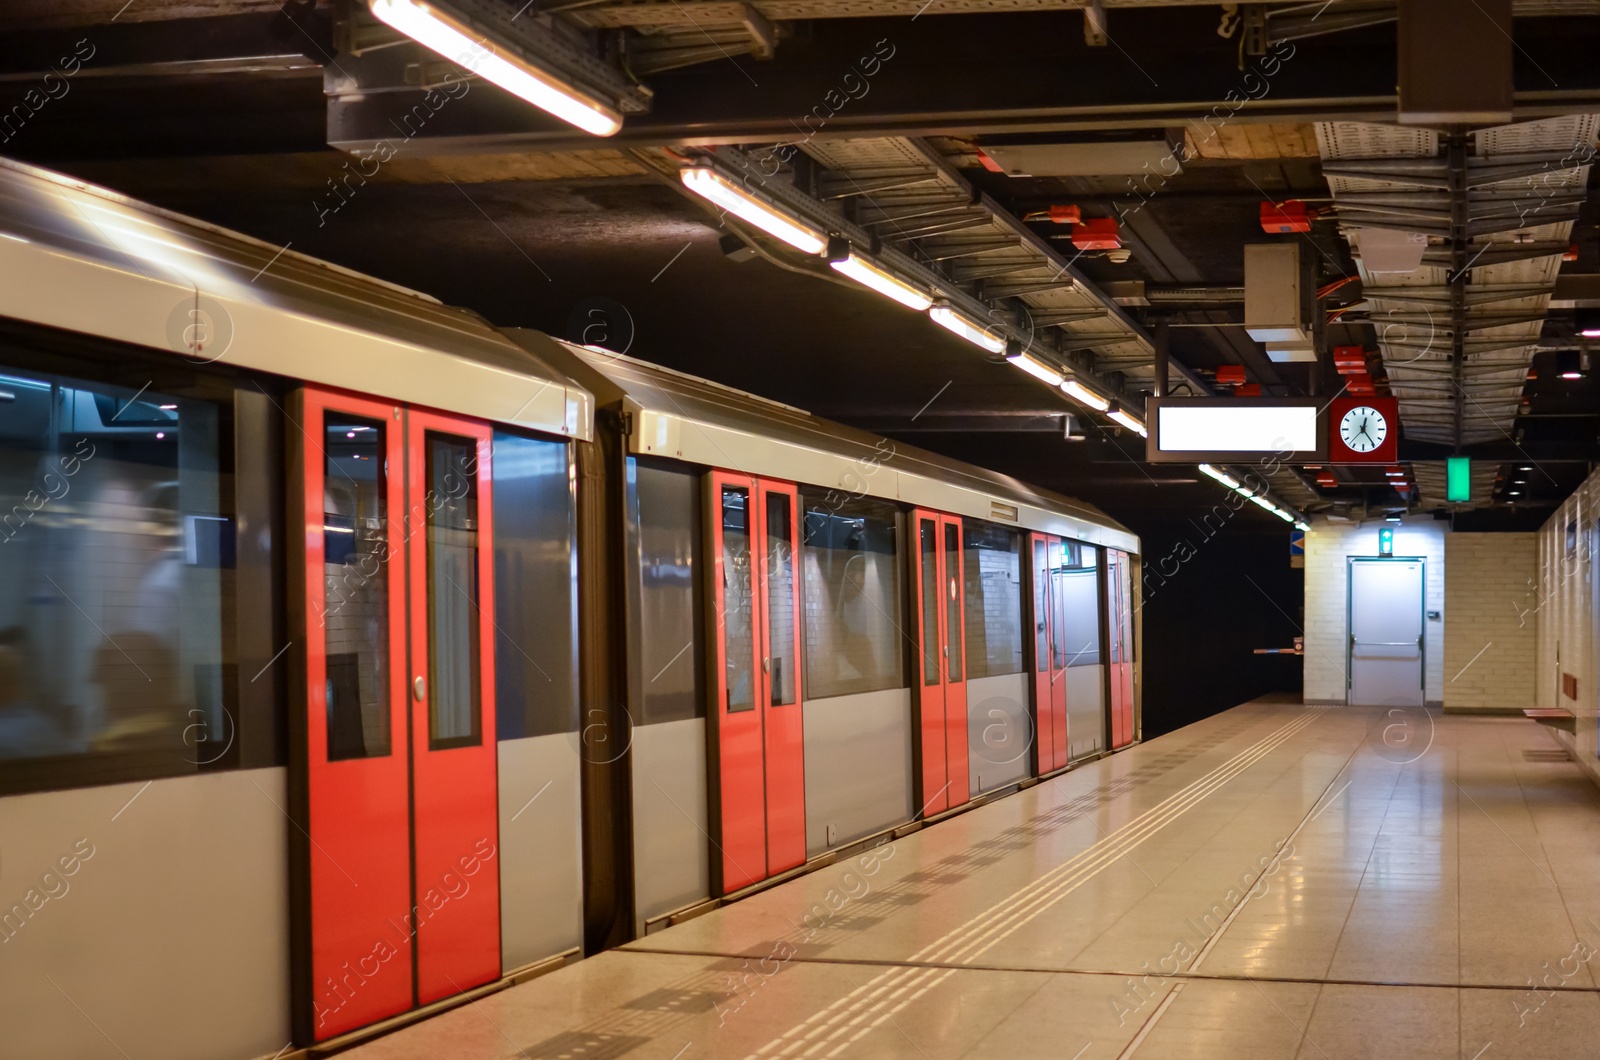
<box><xmin>1328</xmin><ymin>396</ymin><xmax>1399</xmax><ymax>464</ymax></box>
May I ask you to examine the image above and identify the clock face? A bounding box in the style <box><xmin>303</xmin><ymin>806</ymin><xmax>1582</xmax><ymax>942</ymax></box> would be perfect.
<box><xmin>1339</xmin><ymin>406</ymin><xmax>1388</xmax><ymax>453</ymax></box>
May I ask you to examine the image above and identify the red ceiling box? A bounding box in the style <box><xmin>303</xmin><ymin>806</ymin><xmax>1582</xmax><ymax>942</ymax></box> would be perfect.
<box><xmin>1072</xmin><ymin>218</ymin><xmax>1122</xmax><ymax>251</ymax></box>
<box><xmin>1345</xmin><ymin>372</ymin><xmax>1376</xmax><ymax>395</ymax></box>
<box><xmin>1261</xmin><ymin>200</ymin><xmax>1312</xmax><ymax>234</ymax></box>
<box><xmin>1332</xmin><ymin>346</ymin><xmax>1369</xmax><ymax>374</ymax></box>
<box><xmin>1048</xmin><ymin>204</ymin><xmax>1083</xmax><ymax>224</ymax></box>
<box><xmin>1215</xmin><ymin>364</ymin><xmax>1247</xmax><ymax>386</ymax></box>
<box><xmin>1328</xmin><ymin>396</ymin><xmax>1400</xmax><ymax>465</ymax></box>
<box><xmin>1234</xmin><ymin>383</ymin><xmax>1262</xmax><ymax>397</ymax></box>
<box><xmin>1316</xmin><ymin>471</ymin><xmax>1339</xmax><ymax>489</ymax></box>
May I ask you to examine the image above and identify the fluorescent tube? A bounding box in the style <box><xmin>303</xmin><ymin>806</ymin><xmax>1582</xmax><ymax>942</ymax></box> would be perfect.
<box><xmin>680</xmin><ymin>167</ymin><xmax>827</xmax><ymax>255</ymax></box>
<box><xmin>830</xmin><ymin>254</ymin><xmax>933</xmax><ymax>310</ymax></box>
<box><xmin>370</xmin><ymin>0</ymin><xmax>624</xmax><ymax>136</ymax></box>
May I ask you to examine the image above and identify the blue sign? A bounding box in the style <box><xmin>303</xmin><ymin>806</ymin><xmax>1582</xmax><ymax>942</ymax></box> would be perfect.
<box><xmin>1290</xmin><ymin>530</ymin><xmax>1305</xmax><ymax>557</ymax></box>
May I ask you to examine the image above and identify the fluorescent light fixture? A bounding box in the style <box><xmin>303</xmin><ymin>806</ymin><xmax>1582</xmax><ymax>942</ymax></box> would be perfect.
<box><xmin>1156</xmin><ymin>403</ymin><xmax>1318</xmax><ymax>453</ymax></box>
<box><xmin>1248</xmin><ymin>494</ymin><xmax>1280</xmax><ymax>514</ymax></box>
<box><xmin>1199</xmin><ymin>464</ymin><xmax>1242</xmax><ymax>490</ymax></box>
<box><xmin>1007</xmin><ymin>350</ymin><xmax>1065</xmax><ymax>387</ymax></box>
<box><xmin>369</xmin><ymin>0</ymin><xmax>623</xmax><ymax>136</ymax></box>
<box><xmin>1062</xmin><ymin>377</ymin><xmax>1111</xmax><ymax>411</ymax></box>
<box><xmin>1109</xmin><ymin>405</ymin><xmax>1147</xmax><ymax>437</ymax></box>
<box><xmin>1294</xmin><ymin>521</ymin><xmax>1311</xmax><ymax>532</ymax></box>
<box><xmin>830</xmin><ymin>254</ymin><xmax>932</xmax><ymax>310</ymax></box>
<box><xmin>679</xmin><ymin>167</ymin><xmax>827</xmax><ymax>255</ymax></box>
<box><xmin>1385</xmin><ymin>470</ymin><xmax>1406</xmax><ymax>477</ymax></box>
<box><xmin>1233</xmin><ymin>486</ymin><xmax>1256</xmax><ymax>499</ymax></box>
<box><xmin>929</xmin><ymin>303</ymin><xmax>1006</xmax><ymax>353</ymax></box>
<box><xmin>1271</xmin><ymin>506</ymin><xmax>1295</xmax><ymax>523</ymax></box>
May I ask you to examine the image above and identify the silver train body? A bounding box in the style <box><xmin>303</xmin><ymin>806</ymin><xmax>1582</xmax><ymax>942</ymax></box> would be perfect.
<box><xmin>0</xmin><ymin>159</ymin><xmax>1140</xmax><ymax>1059</ymax></box>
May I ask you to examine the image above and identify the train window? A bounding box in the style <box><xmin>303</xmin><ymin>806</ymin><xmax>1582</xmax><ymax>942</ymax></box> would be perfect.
<box><xmin>919</xmin><ymin>519</ymin><xmax>940</xmax><ymax>686</ymax></box>
<box><xmin>423</xmin><ymin>432</ymin><xmax>482</xmax><ymax>749</ymax></box>
<box><xmin>964</xmin><ymin>523</ymin><xmax>1023</xmax><ymax>679</ymax></box>
<box><xmin>624</xmin><ymin>459</ymin><xmax>702</xmax><ymax>727</ymax></box>
<box><xmin>1059</xmin><ymin>542</ymin><xmax>1103</xmax><ymax>668</ymax></box>
<box><xmin>765</xmin><ymin>491</ymin><xmax>796</xmax><ymax>706</ymax></box>
<box><xmin>800</xmin><ymin>495</ymin><xmax>905</xmax><ymax>700</ymax></box>
<box><xmin>495</xmin><ymin>431</ymin><xmax>578</xmax><ymax>739</ymax></box>
<box><xmin>0</xmin><ymin>353</ymin><xmax>285</xmax><ymax>797</ymax></box>
<box><xmin>721</xmin><ymin>486</ymin><xmax>755</xmax><ymax>713</ymax></box>
<box><xmin>1033</xmin><ymin>538</ymin><xmax>1049</xmax><ymax>673</ymax></box>
<box><xmin>943</xmin><ymin>522</ymin><xmax>963</xmax><ymax>684</ymax></box>
<box><xmin>323</xmin><ymin>414</ymin><xmax>391</xmax><ymax>761</ymax></box>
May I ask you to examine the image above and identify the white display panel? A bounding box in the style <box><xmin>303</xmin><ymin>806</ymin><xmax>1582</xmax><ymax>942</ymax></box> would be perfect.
<box><xmin>1157</xmin><ymin>404</ymin><xmax>1320</xmax><ymax>453</ymax></box>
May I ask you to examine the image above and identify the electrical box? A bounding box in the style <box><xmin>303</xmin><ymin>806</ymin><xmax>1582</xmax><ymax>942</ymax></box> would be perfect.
<box><xmin>1245</xmin><ymin>243</ymin><xmax>1316</xmax><ymax>362</ymax></box>
<box><xmin>1260</xmin><ymin>201</ymin><xmax>1311</xmax><ymax>234</ymax></box>
<box><xmin>1071</xmin><ymin>218</ymin><xmax>1122</xmax><ymax>251</ymax></box>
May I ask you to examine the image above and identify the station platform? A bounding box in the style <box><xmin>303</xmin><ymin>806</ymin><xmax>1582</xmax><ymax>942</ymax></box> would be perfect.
<box><xmin>345</xmin><ymin>699</ymin><xmax>1600</xmax><ymax>1059</ymax></box>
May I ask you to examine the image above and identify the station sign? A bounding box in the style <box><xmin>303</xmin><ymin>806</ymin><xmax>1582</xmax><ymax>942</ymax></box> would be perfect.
<box><xmin>1145</xmin><ymin>397</ymin><xmax>1328</xmax><ymax>464</ymax></box>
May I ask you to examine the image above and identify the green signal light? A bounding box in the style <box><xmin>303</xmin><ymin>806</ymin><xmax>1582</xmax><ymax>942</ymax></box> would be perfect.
<box><xmin>1446</xmin><ymin>456</ymin><xmax>1470</xmax><ymax>503</ymax></box>
<box><xmin>1379</xmin><ymin>527</ymin><xmax>1394</xmax><ymax>556</ymax></box>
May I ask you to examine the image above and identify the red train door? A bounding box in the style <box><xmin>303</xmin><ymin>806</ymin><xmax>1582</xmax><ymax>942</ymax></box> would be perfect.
<box><xmin>710</xmin><ymin>472</ymin><xmax>805</xmax><ymax>893</ymax></box>
<box><xmin>300</xmin><ymin>388</ymin><xmax>500</xmax><ymax>1041</ymax></box>
<box><xmin>912</xmin><ymin>511</ymin><xmax>969</xmax><ymax>814</ymax></box>
<box><xmin>1029</xmin><ymin>533</ymin><xmax>1069</xmax><ymax>774</ymax></box>
<box><xmin>1106</xmin><ymin>548</ymin><xmax>1135</xmax><ymax>748</ymax></box>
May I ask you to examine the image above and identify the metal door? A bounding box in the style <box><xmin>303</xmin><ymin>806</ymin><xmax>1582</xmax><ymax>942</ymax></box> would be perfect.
<box><xmin>1029</xmin><ymin>532</ymin><xmax>1069</xmax><ymax>774</ymax></box>
<box><xmin>709</xmin><ymin>472</ymin><xmax>805</xmax><ymax>893</ymax></box>
<box><xmin>1348</xmin><ymin>558</ymin><xmax>1425</xmax><ymax>707</ymax></box>
<box><xmin>1106</xmin><ymin>548</ymin><xmax>1136</xmax><ymax>748</ymax></box>
<box><xmin>912</xmin><ymin>511</ymin><xmax>969</xmax><ymax>815</ymax></box>
<box><xmin>299</xmin><ymin>389</ymin><xmax>500</xmax><ymax>1041</ymax></box>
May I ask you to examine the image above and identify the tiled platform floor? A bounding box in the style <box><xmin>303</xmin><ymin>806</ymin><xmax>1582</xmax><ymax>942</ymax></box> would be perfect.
<box><xmin>346</xmin><ymin>701</ymin><xmax>1600</xmax><ymax>1059</ymax></box>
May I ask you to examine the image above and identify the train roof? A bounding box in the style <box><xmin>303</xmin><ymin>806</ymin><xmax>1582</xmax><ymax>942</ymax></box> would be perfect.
<box><xmin>0</xmin><ymin>158</ymin><xmax>590</xmax><ymax>441</ymax></box>
<box><xmin>518</xmin><ymin>332</ymin><xmax>1140</xmax><ymax>556</ymax></box>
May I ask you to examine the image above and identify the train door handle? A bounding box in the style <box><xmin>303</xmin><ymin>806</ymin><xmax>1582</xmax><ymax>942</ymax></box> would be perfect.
<box><xmin>413</xmin><ymin>675</ymin><xmax>426</xmax><ymax>702</ymax></box>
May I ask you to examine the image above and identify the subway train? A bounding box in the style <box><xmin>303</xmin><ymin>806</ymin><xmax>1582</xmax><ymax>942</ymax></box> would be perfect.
<box><xmin>0</xmin><ymin>158</ymin><xmax>1141</xmax><ymax>1060</ymax></box>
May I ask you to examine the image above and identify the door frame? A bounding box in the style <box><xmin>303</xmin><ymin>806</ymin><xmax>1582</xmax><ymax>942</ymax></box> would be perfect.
<box><xmin>1027</xmin><ymin>531</ymin><xmax>1070</xmax><ymax>776</ymax></box>
<box><xmin>703</xmin><ymin>470</ymin><xmax>806</xmax><ymax>895</ymax></box>
<box><xmin>289</xmin><ymin>386</ymin><xmax>502</xmax><ymax>1044</ymax></box>
<box><xmin>910</xmin><ymin>509</ymin><xmax>969</xmax><ymax>815</ymax></box>
<box><xmin>1345</xmin><ymin>556</ymin><xmax>1426</xmax><ymax>705</ymax></box>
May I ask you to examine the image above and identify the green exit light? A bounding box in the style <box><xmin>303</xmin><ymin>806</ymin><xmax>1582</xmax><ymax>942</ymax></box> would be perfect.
<box><xmin>1379</xmin><ymin>527</ymin><xmax>1394</xmax><ymax>555</ymax></box>
<box><xmin>1447</xmin><ymin>456</ymin><xmax>1471</xmax><ymax>502</ymax></box>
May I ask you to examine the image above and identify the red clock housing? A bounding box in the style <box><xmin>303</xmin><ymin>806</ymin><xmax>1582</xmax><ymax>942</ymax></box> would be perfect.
<box><xmin>1328</xmin><ymin>396</ymin><xmax>1399</xmax><ymax>464</ymax></box>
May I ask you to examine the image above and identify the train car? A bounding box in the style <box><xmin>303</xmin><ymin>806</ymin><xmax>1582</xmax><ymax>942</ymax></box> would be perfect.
<box><xmin>0</xmin><ymin>156</ymin><xmax>1140</xmax><ymax>1059</ymax></box>
<box><xmin>521</xmin><ymin>337</ymin><xmax>1142</xmax><ymax>939</ymax></box>
<box><xmin>0</xmin><ymin>158</ymin><xmax>591</xmax><ymax>1059</ymax></box>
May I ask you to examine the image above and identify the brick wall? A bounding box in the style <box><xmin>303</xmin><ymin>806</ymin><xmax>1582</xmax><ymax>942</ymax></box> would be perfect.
<box><xmin>1303</xmin><ymin>517</ymin><xmax>1446</xmax><ymax>704</ymax></box>
<box><xmin>1442</xmin><ymin>532</ymin><xmax>1536</xmax><ymax>710</ymax></box>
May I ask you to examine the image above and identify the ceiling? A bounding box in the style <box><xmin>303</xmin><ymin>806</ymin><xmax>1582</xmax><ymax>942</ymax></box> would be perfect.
<box><xmin>4</xmin><ymin>0</ymin><xmax>1599</xmax><ymax>533</ymax></box>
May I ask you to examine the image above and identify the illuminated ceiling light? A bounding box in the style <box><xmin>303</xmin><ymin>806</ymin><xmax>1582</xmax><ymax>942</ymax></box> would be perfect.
<box><xmin>1271</xmin><ymin>507</ymin><xmax>1296</xmax><ymax>523</ymax></box>
<box><xmin>1510</xmin><ymin>490</ymin><xmax>1522</xmax><ymax>496</ymax></box>
<box><xmin>1061</xmin><ymin>377</ymin><xmax>1111</xmax><ymax>411</ymax></box>
<box><xmin>1108</xmin><ymin>403</ymin><xmax>1147</xmax><ymax>437</ymax></box>
<box><xmin>929</xmin><ymin>303</ymin><xmax>1007</xmax><ymax>353</ymax></box>
<box><xmin>1557</xmin><ymin>349</ymin><xmax>1584</xmax><ymax>380</ymax></box>
<box><xmin>679</xmin><ymin>167</ymin><xmax>827</xmax><ymax>255</ymax></box>
<box><xmin>830</xmin><ymin>253</ymin><xmax>933</xmax><ymax>310</ymax></box>
<box><xmin>1007</xmin><ymin>349</ymin><xmax>1065</xmax><ymax>387</ymax></box>
<box><xmin>1199</xmin><ymin>464</ymin><xmax>1242</xmax><ymax>490</ymax></box>
<box><xmin>369</xmin><ymin>0</ymin><xmax>623</xmax><ymax>136</ymax></box>
<box><xmin>1294</xmin><ymin>521</ymin><xmax>1311</xmax><ymax>532</ymax></box>
<box><xmin>1248</xmin><ymin>494</ymin><xmax>1280</xmax><ymax>514</ymax></box>
<box><xmin>0</xmin><ymin>232</ymin><xmax>29</xmax><ymax>244</ymax></box>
